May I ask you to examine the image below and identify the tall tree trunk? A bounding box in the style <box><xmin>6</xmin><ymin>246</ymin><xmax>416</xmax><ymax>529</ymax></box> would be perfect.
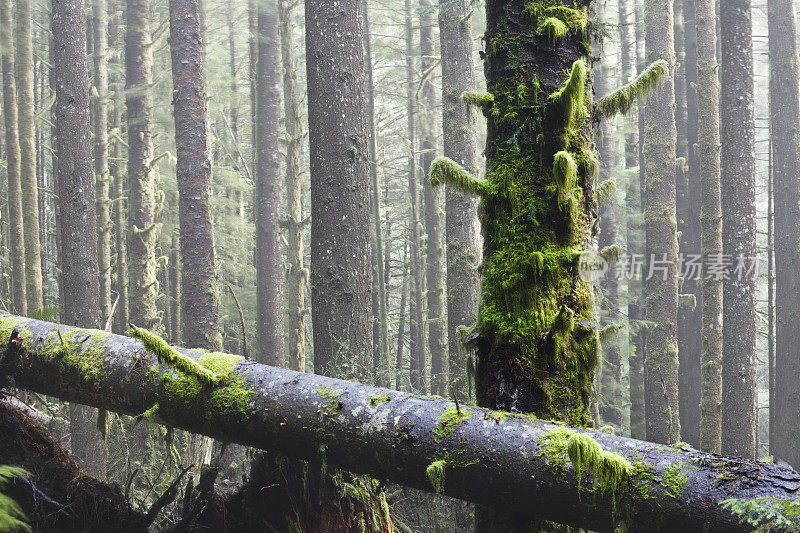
<box><xmin>768</xmin><ymin>0</ymin><xmax>800</xmax><ymax>468</ymax></box>
<box><xmin>254</xmin><ymin>0</ymin><xmax>285</xmax><ymax>365</ymax></box>
<box><xmin>52</xmin><ymin>0</ymin><xmax>106</xmax><ymax>478</ymax></box>
<box><xmin>644</xmin><ymin>0</ymin><xmax>681</xmax><ymax>444</ymax></box>
<box><xmin>15</xmin><ymin>0</ymin><xmax>42</xmax><ymax>312</ymax></box>
<box><xmin>438</xmin><ymin>0</ymin><xmax>480</xmax><ymax>398</ymax></box>
<box><xmin>93</xmin><ymin>0</ymin><xmax>112</xmax><ymax>325</ymax></box>
<box><xmin>126</xmin><ymin>0</ymin><xmax>160</xmax><ymax>331</ymax></box>
<box><xmin>169</xmin><ymin>0</ymin><xmax>222</xmax><ymax>352</ymax></box>
<box><xmin>170</xmin><ymin>232</ymin><xmax>182</xmax><ymax>345</ymax></box>
<box><xmin>720</xmin><ymin>0</ymin><xmax>756</xmax><ymax>459</ymax></box>
<box><xmin>405</xmin><ymin>0</ymin><xmax>426</xmax><ymax>393</ymax></box>
<box><xmin>280</xmin><ymin>0</ymin><xmax>307</xmax><ymax>372</ymax></box>
<box><xmin>696</xmin><ymin>0</ymin><xmax>722</xmax><ymax>454</ymax></box>
<box><xmin>0</xmin><ymin>0</ymin><xmax>26</xmax><ymax>316</ymax></box>
<box><xmin>419</xmin><ymin>0</ymin><xmax>447</xmax><ymax>396</ymax></box>
<box><xmin>362</xmin><ymin>0</ymin><xmax>390</xmax><ymax>385</ymax></box>
<box><xmin>306</xmin><ymin>0</ymin><xmax>372</xmax><ymax>378</ymax></box>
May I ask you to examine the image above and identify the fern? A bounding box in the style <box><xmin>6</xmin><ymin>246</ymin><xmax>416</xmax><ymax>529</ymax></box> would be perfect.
<box><xmin>25</xmin><ymin>307</ymin><xmax>61</xmax><ymax>322</ymax></box>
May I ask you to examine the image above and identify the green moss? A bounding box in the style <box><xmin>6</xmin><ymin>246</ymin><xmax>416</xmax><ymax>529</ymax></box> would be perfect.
<box><xmin>462</xmin><ymin>91</ymin><xmax>495</xmax><ymax>110</ymax></box>
<box><xmin>549</xmin><ymin>60</ymin><xmax>588</xmax><ymax>131</ymax></box>
<box><xmin>600</xmin><ymin>244</ymin><xmax>622</xmax><ymax>263</ymax></box>
<box><xmin>368</xmin><ymin>392</ymin><xmax>391</xmax><ymax>407</ymax></box>
<box><xmin>433</xmin><ymin>405</ymin><xmax>474</xmax><ymax>442</ymax></box>
<box><xmin>130</xmin><ymin>325</ymin><xmax>219</xmax><ymax>385</ymax></box>
<box><xmin>661</xmin><ymin>462</ymin><xmax>688</xmax><ymax>497</ymax></box>
<box><xmin>537</xmin><ymin>17</ymin><xmax>568</xmax><ymax>41</ymax></box>
<box><xmin>720</xmin><ymin>497</ymin><xmax>800</xmax><ymax>530</ymax></box>
<box><xmin>0</xmin><ymin>465</ymin><xmax>30</xmax><ymax>533</ymax></box>
<box><xmin>553</xmin><ymin>151</ymin><xmax>578</xmax><ymax>205</ymax></box>
<box><xmin>429</xmin><ymin>157</ymin><xmax>491</xmax><ymax>197</ymax></box>
<box><xmin>595</xmin><ymin>60</ymin><xmax>669</xmax><ymax>118</ymax></box>
<box><xmin>426</xmin><ymin>459</ymin><xmax>447</xmax><ymax>494</ymax></box>
<box><xmin>596</xmin><ymin>178</ymin><xmax>617</xmax><ymax>206</ymax></box>
<box><xmin>318</xmin><ymin>386</ymin><xmax>345</xmax><ymax>416</ymax></box>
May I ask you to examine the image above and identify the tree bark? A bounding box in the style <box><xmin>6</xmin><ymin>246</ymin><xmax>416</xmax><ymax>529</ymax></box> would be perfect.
<box><xmin>169</xmin><ymin>0</ymin><xmax>222</xmax><ymax>352</ymax></box>
<box><xmin>306</xmin><ymin>0</ymin><xmax>372</xmax><ymax>378</ymax></box>
<box><xmin>254</xmin><ymin>0</ymin><xmax>285</xmax><ymax>365</ymax></box>
<box><xmin>2</xmin><ymin>313</ymin><xmax>799</xmax><ymax>532</ymax></box>
<box><xmin>52</xmin><ymin>0</ymin><xmax>107</xmax><ymax>478</ymax></box>
<box><xmin>644</xmin><ymin>0</ymin><xmax>681</xmax><ymax>444</ymax></box>
<box><xmin>0</xmin><ymin>0</ymin><xmax>26</xmax><ymax>316</ymax></box>
<box><xmin>15</xmin><ymin>0</ymin><xmax>43</xmax><ymax>312</ymax></box>
<box><xmin>719</xmin><ymin>0</ymin><xmax>756</xmax><ymax>459</ymax></box>
<box><xmin>767</xmin><ymin>0</ymin><xmax>800</xmax><ymax>469</ymax></box>
<box><xmin>438</xmin><ymin>0</ymin><xmax>480</xmax><ymax>399</ymax></box>
<box><xmin>696</xmin><ymin>0</ymin><xmax>722</xmax><ymax>454</ymax></box>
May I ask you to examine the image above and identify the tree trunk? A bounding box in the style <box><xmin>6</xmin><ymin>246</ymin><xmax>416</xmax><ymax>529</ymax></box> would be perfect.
<box><xmin>52</xmin><ymin>0</ymin><xmax>106</xmax><ymax>478</ymax></box>
<box><xmin>93</xmin><ymin>0</ymin><xmax>113</xmax><ymax>325</ymax></box>
<box><xmin>280</xmin><ymin>0</ymin><xmax>308</xmax><ymax>372</ymax></box>
<box><xmin>126</xmin><ymin>0</ymin><xmax>160</xmax><ymax>331</ymax></box>
<box><xmin>696</xmin><ymin>0</ymin><xmax>722</xmax><ymax>454</ymax></box>
<box><xmin>768</xmin><ymin>0</ymin><xmax>800</xmax><ymax>469</ymax></box>
<box><xmin>419</xmin><ymin>0</ymin><xmax>447</xmax><ymax>396</ymax></box>
<box><xmin>2</xmin><ymin>313</ymin><xmax>799</xmax><ymax>532</ymax></box>
<box><xmin>644</xmin><ymin>0</ymin><xmax>681</xmax><ymax>444</ymax></box>
<box><xmin>15</xmin><ymin>0</ymin><xmax>43</xmax><ymax>312</ymax></box>
<box><xmin>719</xmin><ymin>0</ymin><xmax>756</xmax><ymax>459</ymax></box>
<box><xmin>254</xmin><ymin>0</ymin><xmax>285</xmax><ymax>365</ymax></box>
<box><xmin>306</xmin><ymin>0</ymin><xmax>372</xmax><ymax>378</ymax></box>
<box><xmin>0</xmin><ymin>0</ymin><xmax>26</xmax><ymax>316</ymax></box>
<box><xmin>438</xmin><ymin>0</ymin><xmax>480</xmax><ymax>399</ymax></box>
<box><xmin>170</xmin><ymin>232</ymin><xmax>182</xmax><ymax>345</ymax></box>
<box><xmin>169</xmin><ymin>0</ymin><xmax>222</xmax><ymax>352</ymax></box>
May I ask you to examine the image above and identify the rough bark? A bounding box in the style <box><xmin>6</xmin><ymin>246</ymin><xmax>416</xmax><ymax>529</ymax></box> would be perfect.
<box><xmin>696</xmin><ymin>0</ymin><xmax>722</xmax><ymax>454</ymax></box>
<box><xmin>0</xmin><ymin>0</ymin><xmax>26</xmax><ymax>316</ymax></box>
<box><xmin>306</xmin><ymin>0</ymin><xmax>372</xmax><ymax>378</ymax></box>
<box><xmin>418</xmin><ymin>0</ymin><xmax>447</xmax><ymax>396</ymax></box>
<box><xmin>169</xmin><ymin>0</ymin><xmax>222</xmax><ymax>351</ymax></box>
<box><xmin>280</xmin><ymin>0</ymin><xmax>308</xmax><ymax>372</ymax></box>
<box><xmin>768</xmin><ymin>0</ymin><xmax>800</xmax><ymax>469</ymax></box>
<box><xmin>719</xmin><ymin>0</ymin><xmax>756</xmax><ymax>459</ymax></box>
<box><xmin>52</xmin><ymin>0</ymin><xmax>107</xmax><ymax>478</ymax></box>
<box><xmin>15</xmin><ymin>0</ymin><xmax>43</xmax><ymax>312</ymax></box>
<box><xmin>438</xmin><ymin>0</ymin><xmax>480</xmax><ymax>398</ymax></box>
<box><xmin>254</xmin><ymin>1</ymin><xmax>285</xmax><ymax>365</ymax></box>
<box><xmin>125</xmin><ymin>0</ymin><xmax>160</xmax><ymax>331</ymax></box>
<box><xmin>2</xmin><ymin>314</ymin><xmax>799</xmax><ymax>532</ymax></box>
<box><xmin>644</xmin><ymin>0</ymin><xmax>681</xmax><ymax>444</ymax></box>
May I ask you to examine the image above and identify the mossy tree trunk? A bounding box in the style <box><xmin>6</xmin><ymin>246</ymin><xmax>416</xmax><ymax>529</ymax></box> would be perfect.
<box><xmin>15</xmin><ymin>0</ymin><xmax>43</xmax><ymax>313</ymax></box>
<box><xmin>696</xmin><ymin>0</ymin><xmax>722</xmax><ymax>454</ymax></box>
<box><xmin>438</xmin><ymin>0</ymin><xmax>480</xmax><ymax>399</ymax></box>
<box><xmin>169</xmin><ymin>0</ymin><xmax>222</xmax><ymax>352</ymax></box>
<box><xmin>0</xmin><ymin>0</ymin><xmax>26</xmax><ymax>317</ymax></box>
<box><xmin>254</xmin><ymin>0</ymin><xmax>285</xmax><ymax>365</ymax></box>
<box><xmin>719</xmin><ymin>0</ymin><xmax>756</xmax><ymax>459</ymax></box>
<box><xmin>767</xmin><ymin>0</ymin><xmax>800</xmax><ymax>468</ymax></box>
<box><xmin>419</xmin><ymin>0</ymin><xmax>447</xmax><ymax>397</ymax></box>
<box><xmin>362</xmin><ymin>0</ymin><xmax>390</xmax><ymax>385</ymax></box>
<box><xmin>126</xmin><ymin>0</ymin><xmax>160</xmax><ymax>332</ymax></box>
<box><xmin>306</xmin><ymin>0</ymin><xmax>372</xmax><ymax>378</ymax></box>
<box><xmin>52</xmin><ymin>0</ymin><xmax>107</xmax><ymax>478</ymax></box>
<box><xmin>643</xmin><ymin>0</ymin><xmax>681</xmax><ymax>445</ymax></box>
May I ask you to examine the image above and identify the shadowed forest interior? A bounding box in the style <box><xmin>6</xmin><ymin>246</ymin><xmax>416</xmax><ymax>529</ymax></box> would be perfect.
<box><xmin>0</xmin><ymin>0</ymin><xmax>799</xmax><ymax>528</ymax></box>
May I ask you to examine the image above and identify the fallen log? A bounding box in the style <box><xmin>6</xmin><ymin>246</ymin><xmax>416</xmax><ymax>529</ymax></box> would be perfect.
<box><xmin>0</xmin><ymin>313</ymin><xmax>797</xmax><ymax>532</ymax></box>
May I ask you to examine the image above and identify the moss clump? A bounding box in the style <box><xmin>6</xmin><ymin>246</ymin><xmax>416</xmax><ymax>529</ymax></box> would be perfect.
<box><xmin>429</xmin><ymin>157</ymin><xmax>491</xmax><ymax>197</ymax></box>
<box><xmin>462</xmin><ymin>91</ymin><xmax>495</xmax><ymax>110</ymax></box>
<box><xmin>599</xmin><ymin>244</ymin><xmax>622</xmax><ymax>263</ymax></box>
<box><xmin>318</xmin><ymin>386</ymin><xmax>345</xmax><ymax>415</ymax></box>
<box><xmin>537</xmin><ymin>17</ymin><xmax>568</xmax><ymax>41</ymax></box>
<box><xmin>433</xmin><ymin>405</ymin><xmax>474</xmax><ymax>442</ymax></box>
<box><xmin>595</xmin><ymin>60</ymin><xmax>669</xmax><ymax>118</ymax></box>
<box><xmin>130</xmin><ymin>325</ymin><xmax>219</xmax><ymax>385</ymax></box>
<box><xmin>553</xmin><ymin>151</ymin><xmax>578</xmax><ymax>204</ymax></box>
<box><xmin>662</xmin><ymin>462</ymin><xmax>688</xmax><ymax>497</ymax></box>
<box><xmin>549</xmin><ymin>60</ymin><xmax>588</xmax><ymax>131</ymax></box>
<box><xmin>0</xmin><ymin>465</ymin><xmax>30</xmax><ymax>533</ymax></box>
<box><xmin>720</xmin><ymin>497</ymin><xmax>800</xmax><ymax>530</ymax></box>
<box><xmin>596</xmin><ymin>179</ymin><xmax>616</xmax><ymax>207</ymax></box>
<box><xmin>426</xmin><ymin>459</ymin><xmax>447</xmax><ymax>494</ymax></box>
<box><xmin>368</xmin><ymin>392</ymin><xmax>391</xmax><ymax>407</ymax></box>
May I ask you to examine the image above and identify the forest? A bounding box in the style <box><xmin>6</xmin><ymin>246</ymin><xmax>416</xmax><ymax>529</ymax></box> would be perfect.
<box><xmin>0</xmin><ymin>0</ymin><xmax>799</xmax><ymax>527</ymax></box>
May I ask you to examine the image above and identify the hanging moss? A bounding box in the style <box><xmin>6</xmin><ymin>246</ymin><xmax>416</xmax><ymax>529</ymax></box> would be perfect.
<box><xmin>429</xmin><ymin>157</ymin><xmax>491</xmax><ymax>197</ymax></box>
<box><xmin>596</xmin><ymin>178</ymin><xmax>617</xmax><ymax>206</ymax></box>
<box><xmin>549</xmin><ymin>60</ymin><xmax>588</xmax><ymax>131</ymax></box>
<box><xmin>130</xmin><ymin>325</ymin><xmax>219</xmax><ymax>385</ymax></box>
<box><xmin>537</xmin><ymin>17</ymin><xmax>568</xmax><ymax>41</ymax></box>
<box><xmin>425</xmin><ymin>460</ymin><xmax>447</xmax><ymax>493</ymax></box>
<box><xmin>553</xmin><ymin>151</ymin><xmax>578</xmax><ymax>204</ymax></box>
<box><xmin>462</xmin><ymin>91</ymin><xmax>495</xmax><ymax>110</ymax></box>
<box><xmin>600</xmin><ymin>244</ymin><xmax>622</xmax><ymax>262</ymax></box>
<box><xmin>595</xmin><ymin>60</ymin><xmax>669</xmax><ymax>118</ymax></box>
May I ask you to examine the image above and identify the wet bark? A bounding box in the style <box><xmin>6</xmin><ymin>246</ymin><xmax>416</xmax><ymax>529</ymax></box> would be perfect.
<box><xmin>2</xmin><ymin>314</ymin><xmax>799</xmax><ymax>532</ymax></box>
<box><xmin>169</xmin><ymin>0</ymin><xmax>222</xmax><ymax>351</ymax></box>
